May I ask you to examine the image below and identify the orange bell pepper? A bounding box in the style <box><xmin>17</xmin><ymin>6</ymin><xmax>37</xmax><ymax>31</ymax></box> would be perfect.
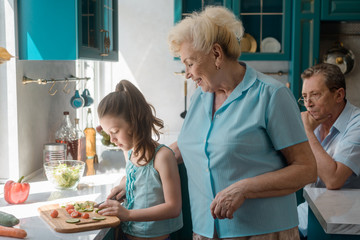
<box><xmin>4</xmin><ymin>176</ymin><xmax>30</xmax><ymax>204</ymax></box>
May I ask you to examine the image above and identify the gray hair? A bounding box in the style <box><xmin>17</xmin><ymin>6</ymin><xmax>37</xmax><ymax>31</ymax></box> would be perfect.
<box><xmin>168</xmin><ymin>6</ymin><xmax>244</xmax><ymax>60</ymax></box>
<box><xmin>301</xmin><ymin>63</ymin><xmax>346</xmax><ymax>96</ymax></box>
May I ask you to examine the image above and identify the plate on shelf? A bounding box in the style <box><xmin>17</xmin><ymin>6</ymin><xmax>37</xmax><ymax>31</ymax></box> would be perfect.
<box><xmin>261</xmin><ymin>37</ymin><xmax>281</xmax><ymax>53</ymax></box>
<box><xmin>241</xmin><ymin>33</ymin><xmax>257</xmax><ymax>53</ymax></box>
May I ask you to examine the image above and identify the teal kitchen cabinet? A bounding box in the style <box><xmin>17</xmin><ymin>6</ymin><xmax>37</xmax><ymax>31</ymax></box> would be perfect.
<box><xmin>321</xmin><ymin>0</ymin><xmax>360</xmax><ymax>21</ymax></box>
<box><xmin>17</xmin><ymin>0</ymin><xmax>118</xmax><ymax>61</ymax></box>
<box><xmin>174</xmin><ymin>0</ymin><xmax>292</xmax><ymax>61</ymax></box>
<box><xmin>234</xmin><ymin>0</ymin><xmax>292</xmax><ymax>61</ymax></box>
<box><xmin>289</xmin><ymin>0</ymin><xmax>321</xmax><ymax>101</ymax></box>
<box><xmin>289</xmin><ymin>0</ymin><xmax>360</xmax><ymax>101</ymax></box>
<box><xmin>174</xmin><ymin>0</ymin><xmax>230</xmax><ymax>24</ymax></box>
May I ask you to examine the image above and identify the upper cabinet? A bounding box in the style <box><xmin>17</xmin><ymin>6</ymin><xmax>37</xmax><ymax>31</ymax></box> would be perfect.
<box><xmin>321</xmin><ymin>0</ymin><xmax>360</xmax><ymax>21</ymax></box>
<box><xmin>174</xmin><ymin>0</ymin><xmax>291</xmax><ymax>61</ymax></box>
<box><xmin>234</xmin><ymin>0</ymin><xmax>291</xmax><ymax>61</ymax></box>
<box><xmin>17</xmin><ymin>0</ymin><xmax>118</xmax><ymax>61</ymax></box>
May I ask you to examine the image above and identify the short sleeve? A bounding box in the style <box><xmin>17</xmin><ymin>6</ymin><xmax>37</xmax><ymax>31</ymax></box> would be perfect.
<box><xmin>333</xmin><ymin>125</ymin><xmax>360</xmax><ymax>175</ymax></box>
<box><xmin>266</xmin><ymin>87</ymin><xmax>308</xmax><ymax>150</ymax></box>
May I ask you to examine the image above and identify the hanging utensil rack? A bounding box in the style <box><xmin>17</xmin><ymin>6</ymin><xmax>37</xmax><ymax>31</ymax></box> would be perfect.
<box><xmin>22</xmin><ymin>75</ymin><xmax>90</xmax><ymax>85</ymax></box>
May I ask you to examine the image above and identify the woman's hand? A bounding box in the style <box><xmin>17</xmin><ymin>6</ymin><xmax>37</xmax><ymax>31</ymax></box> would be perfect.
<box><xmin>107</xmin><ymin>176</ymin><xmax>126</xmax><ymax>201</ymax></box>
<box><xmin>98</xmin><ymin>199</ymin><xmax>130</xmax><ymax>221</ymax></box>
<box><xmin>169</xmin><ymin>142</ymin><xmax>183</xmax><ymax>164</ymax></box>
<box><xmin>210</xmin><ymin>181</ymin><xmax>246</xmax><ymax>219</ymax></box>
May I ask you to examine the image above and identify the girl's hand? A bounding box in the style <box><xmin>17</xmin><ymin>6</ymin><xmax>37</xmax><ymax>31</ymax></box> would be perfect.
<box><xmin>107</xmin><ymin>177</ymin><xmax>126</xmax><ymax>201</ymax></box>
<box><xmin>98</xmin><ymin>199</ymin><xmax>130</xmax><ymax>221</ymax></box>
<box><xmin>210</xmin><ymin>181</ymin><xmax>246</xmax><ymax>219</ymax></box>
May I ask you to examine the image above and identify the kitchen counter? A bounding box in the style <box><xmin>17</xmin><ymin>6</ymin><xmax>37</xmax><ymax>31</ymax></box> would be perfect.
<box><xmin>0</xmin><ymin>147</ymin><xmax>126</xmax><ymax>240</ymax></box>
<box><xmin>303</xmin><ymin>184</ymin><xmax>360</xmax><ymax>236</ymax></box>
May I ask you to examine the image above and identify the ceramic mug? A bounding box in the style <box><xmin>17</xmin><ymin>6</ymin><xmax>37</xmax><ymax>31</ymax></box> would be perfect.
<box><xmin>70</xmin><ymin>90</ymin><xmax>84</xmax><ymax>109</ymax></box>
<box><xmin>81</xmin><ymin>89</ymin><xmax>94</xmax><ymax>107</ymax></box>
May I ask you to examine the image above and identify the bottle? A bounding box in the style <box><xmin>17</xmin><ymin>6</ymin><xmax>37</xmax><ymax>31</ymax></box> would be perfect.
<box><xmin>55</xmin><ymin>111</ymin><xmax>77</xmax><ymax>160</ymax></box>
<box><xmin>74</xmin><ymin>118</ymin><xmax>86</xmax><ymax>161</ymax></box>
<box><xmin>84</xmin><ymin>109</ymin><xmax>97</xmax><ymax>175</ymax></box>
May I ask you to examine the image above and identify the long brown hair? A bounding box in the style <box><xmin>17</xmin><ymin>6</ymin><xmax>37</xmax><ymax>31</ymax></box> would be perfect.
<box><xmin>97</xmin><ymin>80</ymin><xmax>164</xmax><ymax>165</ymax></box>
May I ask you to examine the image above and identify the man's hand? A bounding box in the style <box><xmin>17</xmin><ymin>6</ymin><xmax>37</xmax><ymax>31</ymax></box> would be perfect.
<box><xmin>301</xmin><ymin>111</ymin><xmax>329</xmax><ymax>133</ymax></box>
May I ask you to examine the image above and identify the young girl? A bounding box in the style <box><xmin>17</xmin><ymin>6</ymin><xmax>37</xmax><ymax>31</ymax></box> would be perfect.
<box><xmin>97</xmin><ymin>80</ymin><xmax>183</xmax><ymax>240</ymax></box>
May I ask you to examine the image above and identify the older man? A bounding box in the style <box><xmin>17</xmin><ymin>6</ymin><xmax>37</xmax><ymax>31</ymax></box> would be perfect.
<box><xmin>299</xmin><ymin>63</ymin><xmax>360</xmax><ymax>189</ymax></box>
<box><xmin>298</xmin><ymin>63</ymin><xmax>360</xmax><ymax>238</ymax></box>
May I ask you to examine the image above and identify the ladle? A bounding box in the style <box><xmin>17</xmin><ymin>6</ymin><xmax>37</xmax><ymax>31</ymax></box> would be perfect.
<box><xmin>180</xmin><ymin>80</ymin><xmax>187</xmax><ymax>118</ymax></box>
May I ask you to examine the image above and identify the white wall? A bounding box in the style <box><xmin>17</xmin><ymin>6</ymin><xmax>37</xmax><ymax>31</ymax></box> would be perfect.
<box><xmin>0</xmin><ymin>0</ymin><xmax>10</xmax><ymax>181</ymax></box>
<box><xmin>16</xmin><ymin>61</ymin><xmax>77</xmax><ymax>178</ymax></box>
<box><xmin>116</xmin><ymin>0</ymin><xmax>186</xmax><ymax>135</ymax></box>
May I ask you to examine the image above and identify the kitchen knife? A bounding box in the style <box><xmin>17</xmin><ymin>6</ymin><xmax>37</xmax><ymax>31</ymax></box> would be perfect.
<box><xmin>94</xmin><ymin>195</ymin><xmax>125</xmax><ymax>208</ymax></box>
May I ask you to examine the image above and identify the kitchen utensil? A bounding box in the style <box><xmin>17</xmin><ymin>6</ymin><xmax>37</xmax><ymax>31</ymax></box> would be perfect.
<box><xmin>70</xmin><ymin>90</ymin><xmax>84</xmax><ymax>109</ymax></box>
<box><xmin>261</xmin><ymin>37</ymin><xmax>281</xmax><ymax>53</ymax></box>
<box><xmin>240</xmin><ymin>33</ymin><xmax>257</xmax><ymax>53</ymax></box>
<box><xmin>38</xmin><ymin>203</ymin><xmax>120</xmax><ymax>233</ymax></box>
<box><xmin>323</xmin><ymin>41</ymin><xmax>355</xmax><ymax>75</ymax></box>
<box><xmin>81</xmin><ymin>89</ymin><xmax>94</xmax><ymax>107</ymax></box>
<box><xmin>94</xmin><ymin>195</ymin><xmax>126</xmax><ymax>208</ymax></box>
<box><xmin>180</xmin><ymin>80</ymin><xmax>187</xmax><ymax>119</ymax></box>
<box><xmin>44</xmin><ymin>160</ymin><xmax>85</xmax><ymax>190</ymax></box>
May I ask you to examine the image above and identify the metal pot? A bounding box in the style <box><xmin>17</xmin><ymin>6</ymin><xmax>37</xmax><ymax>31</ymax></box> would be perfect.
<box><xmin>323</xmin><ymin>41</ymin><xmax>355</xmax><ymax>75</ymax></box>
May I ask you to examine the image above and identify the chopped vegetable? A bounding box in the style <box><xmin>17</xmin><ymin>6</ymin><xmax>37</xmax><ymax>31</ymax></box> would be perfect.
<box><xmin>65</xmin><ymin>204</ymin><xmax>74</xmax><ymax>211</ymax></box>
<box><xmin>81</xmin><ymin>213</ymin><xmax>90</xmax><ymax>219</ymax></box>
<box><xmin>92</xmin><ymin>217</ymin><xmax>106</xmax><ymax>221</ymax></box>
<box><xmin>50</xmin><ymin>210</ymin><xmax>58</xmax><ymax>218</ymax></box>
<box><xmin>65</xmin><ymin>219</ymin><xmax>80</xmax><ymax>224</ymax></box>
<box><xmin>52</xmin><ymin>163</ymin><xmax>82</xmax><ymax>188</ymax></box>
<box><xmin>71</xmin><ymin>211</ymin><xmax>81</xmax><ymax>218</ymax></box>
<box><xmin>4</xmin><ymin>176</ymin><xmax>30</xmax><ymax>204</ymax></box>
<box><xmin>74</xmin><ymin>201</ymin><xmax>94</xmax><ymax>212</ymax></box>
<box><xmin>0</xmin><ymin>225</ymin><xmax>27</xmax><ymax>239</ymax></box>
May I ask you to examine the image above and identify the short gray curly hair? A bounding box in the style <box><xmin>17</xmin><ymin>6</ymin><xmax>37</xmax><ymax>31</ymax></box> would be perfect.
<box><xmin>168</xmin><ymin>6</ymin><xmax>244</xmax><ymax>61</ymax></box>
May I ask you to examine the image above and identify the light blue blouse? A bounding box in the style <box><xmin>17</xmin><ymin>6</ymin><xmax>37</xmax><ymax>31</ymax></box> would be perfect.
<box><xmin>314</xmin><ymin>101</ymin><xmax>360</xmax><ymax>188</ymax></box>
<box><xmin>177</xmin><ymin>63</ymin><xmax>308</xmax><ymax>238</ymax></box>
<box><xmin>122</xmin><ymin>144</ymin><xmax>183</xmax><ymax>238</ymax></box>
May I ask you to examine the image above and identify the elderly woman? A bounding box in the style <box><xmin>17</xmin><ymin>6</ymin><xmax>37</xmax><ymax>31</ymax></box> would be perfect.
<box><xmin>168</xmin><ymin>6</ymin><xmax>317</xmax><ymax>240</ymax></box>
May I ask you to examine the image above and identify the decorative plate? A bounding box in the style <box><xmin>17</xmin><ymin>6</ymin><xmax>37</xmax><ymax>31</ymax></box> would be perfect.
<box><xmin>261</xmin><ymin>37</ymin><xmax>281</xmax><ymax>53</ymax></box>
<box><xmin>241</xmin><ymin>33</ymin><xmax>257</xmax><ymax>53</ymax></box>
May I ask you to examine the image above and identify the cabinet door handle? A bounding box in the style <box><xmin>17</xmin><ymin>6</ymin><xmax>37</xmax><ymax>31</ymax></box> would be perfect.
<box><xmin>100</xmin><ymin>29</ymin><xmax>110</xmax><ymax>56</ymax></box>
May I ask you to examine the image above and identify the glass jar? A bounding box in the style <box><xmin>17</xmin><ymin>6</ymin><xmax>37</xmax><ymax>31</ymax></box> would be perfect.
<box><xmin>43</xmin><ymin>143</ymin><xmax>67</xmax><ymax>163</ymax></box>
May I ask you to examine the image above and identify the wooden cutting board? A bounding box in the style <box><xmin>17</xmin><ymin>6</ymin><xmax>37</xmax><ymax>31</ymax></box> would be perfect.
<box><xmin>38</xmin><ymin>203</ymin><xmax>120</xmax><ymax>233</ymax></box>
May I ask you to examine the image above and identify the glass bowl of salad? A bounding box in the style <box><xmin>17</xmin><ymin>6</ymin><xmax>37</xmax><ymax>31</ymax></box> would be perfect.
<box><xmin>44</xmin><ymin>160</ymin><xmax>85</xmax><ymax>190</ymax></box>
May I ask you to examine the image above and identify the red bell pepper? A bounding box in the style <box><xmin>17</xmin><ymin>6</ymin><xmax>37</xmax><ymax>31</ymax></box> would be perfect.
<box><xmin>4</xmin><ymin>176</ymin><xmax>30</xmax><ymax>204</ymax></box>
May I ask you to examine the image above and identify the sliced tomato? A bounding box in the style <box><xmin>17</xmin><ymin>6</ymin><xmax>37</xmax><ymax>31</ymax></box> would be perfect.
<box><xmin>65</xmin><ymin>204</ymin><xmax>75</xmax><ymax>211</ymax></box>
<box><xmin>71</xmin><ymin>211</ymin><xmax>81</xmax><ymax>218</ymax></box>
<box><xmin>67</xmin><ymin>209</ymin><xmax>75</xmax><ymax>214</ymax></box>
<box><xmin>50</xmin><ymin>209</ymin><xmax>58</xmax><ymax>218</ymax></box>
<box><xmin>81</xmin><ymin>213</ymin><xmax>90</xmax><ymax>219</ymax></box>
